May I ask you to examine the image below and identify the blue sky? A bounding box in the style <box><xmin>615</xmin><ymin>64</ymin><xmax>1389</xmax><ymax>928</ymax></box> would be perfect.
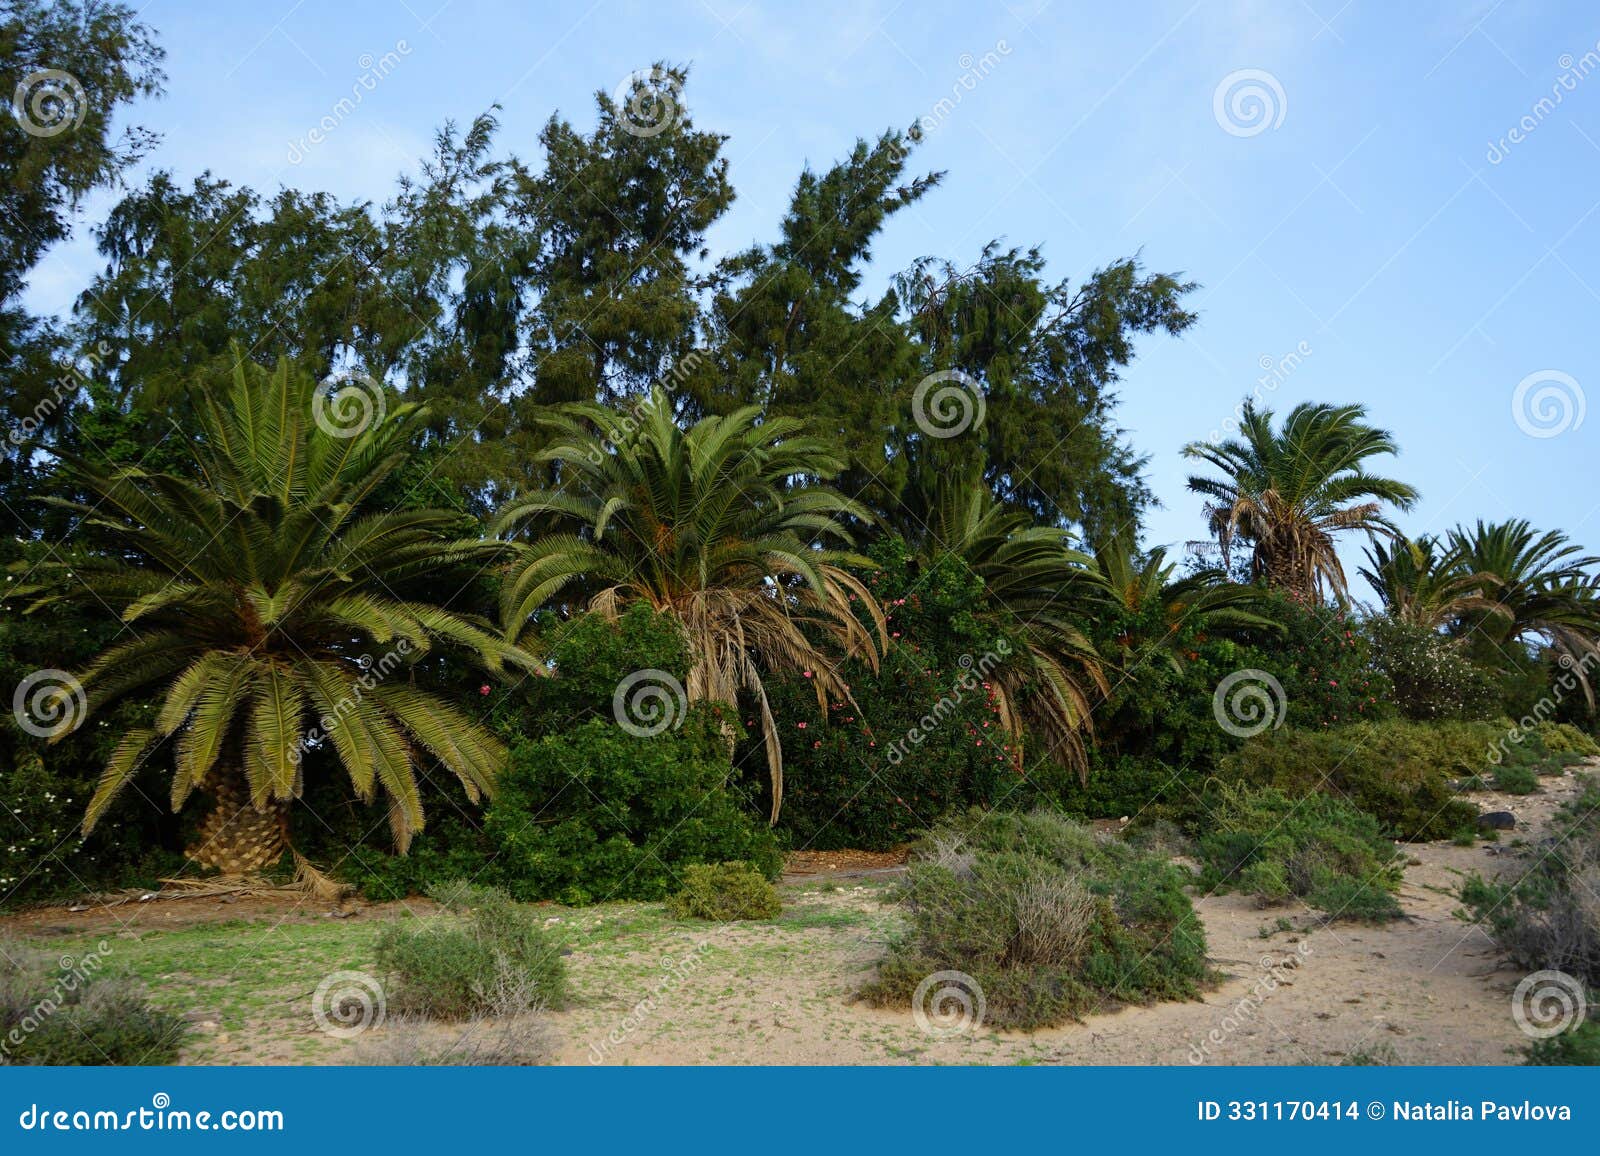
<box><xmin>27</xmin><ymin>0</ymin><xmax>1600</xmax><ymax>584</ymax></box>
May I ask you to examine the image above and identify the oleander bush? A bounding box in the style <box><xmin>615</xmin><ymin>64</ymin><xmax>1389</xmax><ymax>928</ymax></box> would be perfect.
<box><xmin>860</xmin><ymin>810</ymin><xmax>1210</xmax><ymax>1030</ymax></box>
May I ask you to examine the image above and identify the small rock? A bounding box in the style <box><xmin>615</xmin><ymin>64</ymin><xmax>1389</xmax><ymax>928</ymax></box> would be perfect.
<box><xmin>1479</xmin><ymin>811</ymin><xmax>1516</xmax><ymax>831</ymax></box>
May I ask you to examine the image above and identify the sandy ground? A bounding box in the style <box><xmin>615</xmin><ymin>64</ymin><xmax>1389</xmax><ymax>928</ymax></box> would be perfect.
<box><xmin>2</xmin><ymin>771</ymin><xmax>1584</xmax><ymax>1066</ymax></box>
<box><xmin>548</xmin><ymin>772</ymin><xmax>1588</xmax><ymax>1066</ymax></box>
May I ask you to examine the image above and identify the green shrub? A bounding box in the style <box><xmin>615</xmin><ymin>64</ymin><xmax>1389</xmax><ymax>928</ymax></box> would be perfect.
<box><xmin>1525</xmin><ymin>1021</ymin><xmax>1600</xmax><ymax>1065</ymax></box>
<box><xmin>1367</xmin><ymin>620</ymin><xmax>1500</xmax><ymax>721</ymax></box>
<box><xmin>860</xmin><ymin>810</ymin><xmax>1209</xmax><ymax>1030</ymax></box>
<box><xmin>1219</xmin><ymin>719</ymin><xmax>1498</xmax><ymax>841</ymax></box>
<box><xmin>1530</xmin><ymin>722</ymin><xmax>1600</xmax><ymax>758</ymax></box>
<box><xmin>487</xmin><ymin>707</ymin><xmax>781</xmax><ymax>905</ymax></box>
<box><xmin>0</xmin><ymin>940</ymin><xmax>185</xmax><ymax>1065</ymax></box>
<box><xmin>374</xmin><ymin>883</ymin><xmax>566</xmax><ymax>1020</ymax></box>
<box><xmin>758</xmin><ymin>541</ymin><xmax>1045</xmax><ymax>850</ymax></box>
<box><xmin>1196</xmin><ymin>785</ymin><xmax>1403</xmax><ymax>920</ymax></box>
<box><xmin>666</xmin><ymin>862</ymin><xmax>782</xmax><ymax>921</ymax></box>
<box><xmin>1493</xmin><ymin>764</ymin><xmax>1540</xmax><ymax>795</ymax></box>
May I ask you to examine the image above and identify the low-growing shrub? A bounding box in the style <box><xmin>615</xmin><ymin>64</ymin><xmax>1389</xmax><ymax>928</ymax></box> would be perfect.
<box><xmin>1461</xmin><ymin>779</ymin><xmax>1600</xmax><ymax>988</ymax></box>
<box><xmin>354</xmin><ymin>1012</ymin><xmax>555</xmax><ymax>1066</ymax></box>
<box><xmin>860</xmin><ymin>810</ymin><xmax>1209</xmax><ymax>1030</ymax></box>
<box><xmin>374</xmin><ymin>883</ymin><xmax>566</xmax><ymax>1020</ymax></box>
<box><xmin>1493</xmin><ymin>764</ymin><xmax>1540</xmax><ymax>795</ymax></box>
<box><xmin>1196</xmin><ymin>785</ymin><xmax>1403</xmax><ymax>920</ymax></box>
<box><xmin>0</xmin><ymin>940</ymin><xmax>185</xmax><ymax>1065</ymax></box>
<box><xmin>666</xmin><ymin>862</ymin><xmax>782</xmax><ymax>921</ymax></box>
<box><xmin>1219</xmin><ymin>720</ymin><xmax>1497</xmax><ymax>841</ymax></box>
<box><xmin>1525</xmin><ymin>1021</ymin><xmax>1600</xmax><ymax>1066</ymax></box>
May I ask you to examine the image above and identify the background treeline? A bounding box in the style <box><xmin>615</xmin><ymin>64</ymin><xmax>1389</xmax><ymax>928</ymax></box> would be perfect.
<box><xmin>2</xmin><ymin>3</ymin><xmax>1598</xmax><ymax>912</ymax></box>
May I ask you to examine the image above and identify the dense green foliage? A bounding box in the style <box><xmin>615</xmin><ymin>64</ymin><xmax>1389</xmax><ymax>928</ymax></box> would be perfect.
<box><xmin>1196</xmin><ymin>785</ymin><xmax>1402</xmax><ymax>920</ymax></box>
<box><xmin>1</xmin><ymin>21</ymin><xmax>1598</xmax><ymax>918</ymax></box>
<box><xmin>487</xmin><ymin>710</ymin><xmax>781</xmax><ymax>905</ymax></box>
<box><xmin>665</xmin><ymin>862</ymin><xmax>782</xmax><ymax>921</ymax></box>
<box><xmin>861</xmin><ymin>810</ymin><xmax>1210</xmax><ymax>1030</ymax></box>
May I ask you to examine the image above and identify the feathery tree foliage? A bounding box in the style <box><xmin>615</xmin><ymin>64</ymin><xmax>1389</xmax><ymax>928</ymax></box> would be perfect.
<box><xmin>1183</xmin><ymin>401</ymin><xmax>1419</xmax><ymax>602</ymax></box>
<box><xmin>13</xmin><ymin>358</ymin><xmax>534</xmax><ymax>872</ymax></box>
<box><xmin>493</xmin><ymin>388</ymin><xmax>885</xmax><ymax>821</ymax></box>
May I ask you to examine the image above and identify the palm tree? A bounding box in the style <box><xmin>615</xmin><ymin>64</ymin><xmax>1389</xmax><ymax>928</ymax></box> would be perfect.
<box><xmin>1445</xmin><ymin>520</ymin><xmax>1600</xmax><ymax>701</ymax></box>
<box><xmin>1183</xmin><ymin>401</ymin><xmax>1419</xmax><ymax>602</ymax></box>
<box><xmin>493</xmin><ymin>388</ymin><xmax>885</xmax><ymax>822</ymax></box>
<box><xmin>15</xmin><ymin>358</ymin><xmax>533</xmax><ymax>874</ymax></box>
<box><xmin>1358</xmin><ymin>535</ymin><xmax>1504</xmax><ymax>629</ymax></box>
<box><xmin>1088</xmin><ymin>536</ymin><xmax>1278</xmax><ymax>682</ymax></box>
<box><xmin>913</xmin><ymin>480</ymin><xmax>1108</xmax><ymax>778</ymax></box>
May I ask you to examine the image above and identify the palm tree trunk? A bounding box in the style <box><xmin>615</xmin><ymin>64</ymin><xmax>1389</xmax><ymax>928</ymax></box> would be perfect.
<box><xmin>185</xmin><ymin>764</ymin><xmax>289</xmax><ymax>875</ymax></box>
